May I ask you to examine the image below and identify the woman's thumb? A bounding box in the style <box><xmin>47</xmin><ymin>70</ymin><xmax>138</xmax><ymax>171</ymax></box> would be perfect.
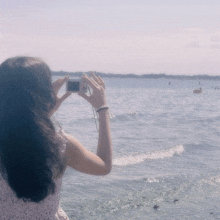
<box><xmin>78</xmin><ymin>91</ymin><xmax>89</xmax><ymax>102</ymax></box>
<box><xmin>60</xmin><ymin>91</ymin><xmax>71</xmax><ymax>103</ymax></box>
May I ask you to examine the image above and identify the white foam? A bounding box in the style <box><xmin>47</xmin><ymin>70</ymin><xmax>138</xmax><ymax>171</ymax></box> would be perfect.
<box><xmin>113</xmin><ymin>145</ymin><xmax>184</xmax><ymax>166</ymax></box>
<box><xmin>201</xmin><ymin>176</ymin><xmax>220</xmax><ymax>186</ymax></box>
<box><xmin>145</xmin><ymin>177</ymin><xmax>160</xmax><ymax>183</ymax></box>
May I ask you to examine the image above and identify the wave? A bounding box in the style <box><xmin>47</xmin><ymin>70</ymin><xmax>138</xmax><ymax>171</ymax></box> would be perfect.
<box><xmin>200</xmin><ymin>175</ymin><xmax>220</xmax><ymax>186</ymax></box>
<box><xmin>110</xmin><ymin>112</ymin><xmax>144</xmax><ymax>121</ymax></box>
<box><xmin>113</xmin><ymin>145</ymin><xmax>184</xmax><ymax>166</ymax></box>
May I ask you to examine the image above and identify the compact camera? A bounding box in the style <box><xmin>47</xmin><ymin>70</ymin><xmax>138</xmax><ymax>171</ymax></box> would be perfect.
<box><xmin>66</xmin><ymin>79</ymin><xmax>88</xmax><ymax>93</ymax></box>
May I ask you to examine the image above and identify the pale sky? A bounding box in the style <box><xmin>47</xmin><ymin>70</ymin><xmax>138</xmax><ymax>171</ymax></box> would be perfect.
<box><xmin>0</xmin><ymin>0</ymin><xmax>220</xmax><ymax>75</ymax></box>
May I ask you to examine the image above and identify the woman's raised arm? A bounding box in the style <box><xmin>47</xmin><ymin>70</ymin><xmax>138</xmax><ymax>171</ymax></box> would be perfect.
<box><xmin>65</xmin><ymin>73</ymin><xmax>112</xmax><ymax>175</ymax></box>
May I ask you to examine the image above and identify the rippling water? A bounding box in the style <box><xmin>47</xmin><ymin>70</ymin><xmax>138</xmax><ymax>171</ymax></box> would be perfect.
<box><xmin>53</xmin><ymin>76</ymin><xmax>220</xmax><ymax>220</ymax></box>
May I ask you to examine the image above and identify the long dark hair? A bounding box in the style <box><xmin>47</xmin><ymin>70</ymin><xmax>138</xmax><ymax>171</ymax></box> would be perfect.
<box><xmin>0</xmin><ymin>57</ymin><xmax>65</xmax><ymax>203</ymax></box>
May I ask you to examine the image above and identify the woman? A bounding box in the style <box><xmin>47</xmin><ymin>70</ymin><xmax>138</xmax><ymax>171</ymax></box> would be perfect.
<box><xmin>0</xmin><ymin>56</ymin><xmax>112</xmax><ymax>219</ymax></box>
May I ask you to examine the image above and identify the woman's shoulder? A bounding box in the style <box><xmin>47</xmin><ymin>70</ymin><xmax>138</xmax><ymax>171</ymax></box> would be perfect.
<box><xmin>56</xmin><ymin>128</ymin><xmax>68</xmax><ymax>142</ymax></box>
<box><xmin>52</xmin><ymin>120</ymin><xmax>68</xmax><ymax>149</ymax></box>
<box><xmin>55</xmin><ymin>128</ymin><xmax>69</xmax><ymax>155</ymax></box>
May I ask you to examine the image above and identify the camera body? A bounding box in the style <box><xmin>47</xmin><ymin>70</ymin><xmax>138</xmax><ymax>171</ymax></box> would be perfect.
<box><xmin>66</xmin><ymin>79</ymin><xmax>88</xmax><ymax>93</ymax></box>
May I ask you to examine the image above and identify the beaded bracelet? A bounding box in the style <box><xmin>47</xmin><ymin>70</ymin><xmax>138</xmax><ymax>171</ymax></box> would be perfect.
<box><xmin>96</xmin><ymin>106</ymin><xmax>109</xmax><ymax>113</ymax></box>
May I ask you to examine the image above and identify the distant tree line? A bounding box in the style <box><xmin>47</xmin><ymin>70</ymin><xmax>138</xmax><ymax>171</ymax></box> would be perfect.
<box><xmin>52</xmin><ymin>71</ymin><xmax>220</xmax><ymax>81</ymax></box>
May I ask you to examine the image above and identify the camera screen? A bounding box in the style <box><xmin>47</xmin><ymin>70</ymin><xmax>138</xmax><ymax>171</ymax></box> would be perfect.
<box><xmin>67</xmin><ymin>81</ymin><xmax>80</xmax><ymax>92</ymax></box>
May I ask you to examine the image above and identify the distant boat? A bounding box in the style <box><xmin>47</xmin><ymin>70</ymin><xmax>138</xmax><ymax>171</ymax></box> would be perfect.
<box><xmin>193</xmin><ymin>88</ymin><xmax>202</xmax><ymax>93</ymax></box>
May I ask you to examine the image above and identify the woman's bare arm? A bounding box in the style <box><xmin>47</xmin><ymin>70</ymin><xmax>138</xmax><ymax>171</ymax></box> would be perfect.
<box><xmin>64</xmin><ymin>73</ymin><xmax>112</xmax><ymax>175</ymax></box>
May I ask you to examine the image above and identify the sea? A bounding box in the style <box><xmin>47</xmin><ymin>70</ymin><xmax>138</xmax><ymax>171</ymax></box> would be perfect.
<box><xmin>52</xmin><ymin>76</ymin><xmax>220</xmax><ymax>220</ymax></box>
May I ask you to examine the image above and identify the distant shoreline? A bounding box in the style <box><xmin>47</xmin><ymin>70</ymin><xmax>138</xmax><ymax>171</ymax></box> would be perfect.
<box><xmin>52</xmin><ymin>71</ymin><xmax>220</xmax><ymax>81</ymax></box>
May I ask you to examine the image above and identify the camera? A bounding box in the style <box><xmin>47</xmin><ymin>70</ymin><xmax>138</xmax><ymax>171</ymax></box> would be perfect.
<box><xmin>66</xmin><ymin>79</ymin><xmax>88</xmax><ymax>93</ymax></box>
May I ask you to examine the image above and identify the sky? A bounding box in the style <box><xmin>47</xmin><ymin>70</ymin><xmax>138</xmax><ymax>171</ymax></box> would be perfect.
<box><xmin>0</xmin><ymin>0</ymin><xmax>220</xmax><ymax>75</ymax></box>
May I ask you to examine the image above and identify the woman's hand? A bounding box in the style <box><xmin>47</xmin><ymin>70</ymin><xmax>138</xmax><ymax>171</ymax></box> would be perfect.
<box><xmin>48</xmin><ymin>76</ymin><xmax>71</xmax><ymax>117</ymax></box>
<box><xmin>78</xmin><ymin>72</ymin><xmax>107</xmax><ymax>109</ymax></box>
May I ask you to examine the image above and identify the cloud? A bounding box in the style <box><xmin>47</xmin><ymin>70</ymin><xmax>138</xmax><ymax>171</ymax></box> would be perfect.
<box><xmin>210</xmin><ymin>35</ymin><xmax>220</xmax><ymax>42</ymax></box>
<box><xmin>1</xmin><ymin>27</ymin><xmax>220</xmax><ymax>75</ymax></box>
<box><xmin>210</xmin><ymin>44</ymin><xmax>220</xmax><ymax>49</ymax></box>
<box><xmin>185</xmin><ymin>41</ymin><xmax>200</xmax><ymax>48</ymax></box>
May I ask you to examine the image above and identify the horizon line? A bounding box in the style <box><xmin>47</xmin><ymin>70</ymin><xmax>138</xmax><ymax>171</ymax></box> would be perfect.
<box><xmin>52</xmin><ymin>70</ymin><xmax>220</xmax><ymax>80</ymax></box>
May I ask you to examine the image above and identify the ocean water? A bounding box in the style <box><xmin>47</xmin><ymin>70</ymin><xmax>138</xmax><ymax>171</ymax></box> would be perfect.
<box><xmin>53</xmin><ymin>76</ymin><xmax>220</xmax><ymax>220</ymax></box>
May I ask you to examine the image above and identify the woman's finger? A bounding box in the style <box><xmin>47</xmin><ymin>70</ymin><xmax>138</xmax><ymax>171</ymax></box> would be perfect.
<box><xmin>59</xmin><ymin>91</ymin><xmax>72</xmax><ymax>103</ymax></box>
<box><xmin>78</xmin><ymin>91</ymin><xmax>90</xmax><ymax>102</ymax></box>
<box><xmin>53</xmin><ymin>76</ymin><xmax>68</xmax><ymax>88</ymax></box>
<box><xmin>53</xmin><ymin>76</ymin><xmax>69</xmax><ymax>94</ymax></box>
<box><xmin>60</xmin><ymin>76</ymin><xmax>69</xmax><ymax>88</ymax></box>
<box><xmin>91</xmin><ymin>72</ymin><xmax>101</xmax><ymax>84</ymax></box>
<box><xmin>82</xmin><ymin>75</ymin><xmax>99</xmax><ymax>89</ymax></box>
<box><xmin>97</xmin><ymin>76</ymin><xmax>105</xmax><ymax>88</ymax></box>
<box><xmin>52</xmin><ymin>79</ymin><xmax>61</xmax><ymax>91</ymax></box>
